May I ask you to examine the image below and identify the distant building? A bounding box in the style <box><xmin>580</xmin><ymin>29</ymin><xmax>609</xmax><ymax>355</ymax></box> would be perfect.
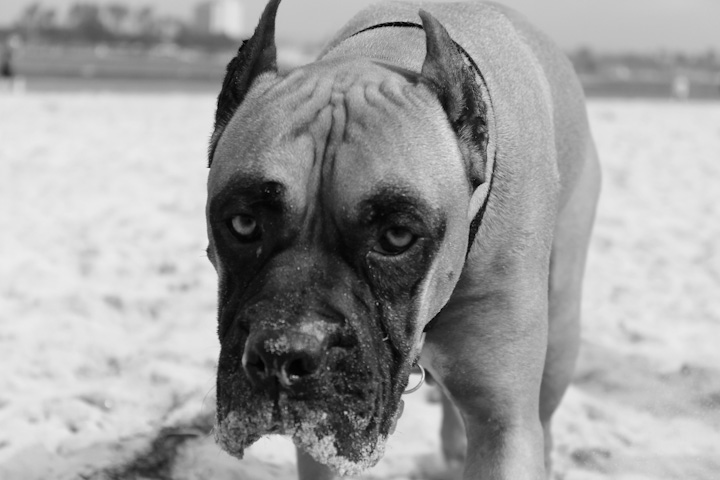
<box><xmin>195</xmin><ymin>0</ymin><xmax>245</xmax><ymax>39</ymax></box>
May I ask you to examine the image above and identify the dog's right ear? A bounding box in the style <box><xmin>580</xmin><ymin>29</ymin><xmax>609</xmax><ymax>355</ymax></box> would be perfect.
<box><xmin>208</xmin><ymin>0</ymin><xmax>281</xmax><ymax>166</ymax></box>
<box><xmin>419</xmin><ymin>10</ymin><xmax>487</xmax><ymax>190</ymax></box>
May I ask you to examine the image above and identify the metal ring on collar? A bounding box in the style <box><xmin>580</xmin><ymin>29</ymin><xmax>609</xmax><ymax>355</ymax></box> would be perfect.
<box><xmin>403</xmin><ymin>363</ymin><xmax>426</xmax><ymax>395</ymax></box>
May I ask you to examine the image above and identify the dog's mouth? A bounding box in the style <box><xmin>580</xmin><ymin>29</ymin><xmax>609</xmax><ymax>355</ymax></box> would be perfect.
<box><xmin>214</xmin><ymin>324</ymin><xmax>414</xmax><ymax>475</ymax></box>
<box><xmin>215</xmin><ymin>390</ymin><xmax>392</xmax><ymax>475</ymax></box>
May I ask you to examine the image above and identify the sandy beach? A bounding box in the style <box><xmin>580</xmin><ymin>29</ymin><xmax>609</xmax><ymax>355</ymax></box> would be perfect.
<box><xmin>1</xmin><ymin>92</ymin><xmax>719</xmax><ymax>479</ymax></box>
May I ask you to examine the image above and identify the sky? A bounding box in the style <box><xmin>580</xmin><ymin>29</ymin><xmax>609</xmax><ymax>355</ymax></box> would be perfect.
<box><xmin>1</xmin><ymin>0</ymin><xmax>719</xmax><ymax>53</ymax></box>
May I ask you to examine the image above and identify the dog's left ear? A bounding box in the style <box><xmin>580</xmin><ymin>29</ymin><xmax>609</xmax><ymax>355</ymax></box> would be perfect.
<box><xmin>419</xmin><ymin>10</ymin><xmax>488</xmax><ymax>189</ymax></box>
<box><xmin>209</xmin><ymin>0</ymin><xmax>281</xmax><ymax>166</ymax></box>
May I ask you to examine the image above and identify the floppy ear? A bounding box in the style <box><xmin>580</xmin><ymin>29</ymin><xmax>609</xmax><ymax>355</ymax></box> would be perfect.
<box><xmin>208</xmin><ymin>0</ymin><xmax>281</xmax><ymax>166</ymax></box>
<box><xmin>419</xmin><ymin>10</ymin><xmax>488</xmax><ymax>189</ymax></box>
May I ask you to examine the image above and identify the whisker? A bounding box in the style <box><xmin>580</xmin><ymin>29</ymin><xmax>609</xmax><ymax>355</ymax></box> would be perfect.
<box><xmin>201</xmin><ymin>383</ymin><xmax>216</xmax><ymax>413</ymax></box>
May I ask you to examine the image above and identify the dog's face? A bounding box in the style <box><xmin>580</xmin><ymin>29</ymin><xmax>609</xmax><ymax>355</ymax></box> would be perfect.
<box><xmin>205</xmin><ymin>1</ymin><xmax>488</xmax><ymax>474</ymax></box>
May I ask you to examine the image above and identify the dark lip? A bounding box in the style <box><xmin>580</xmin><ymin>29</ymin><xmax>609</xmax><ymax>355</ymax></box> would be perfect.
<box><xmin>217</xmin><ymin>350</ymin><xmax>386</xmax><ymax>430</ymax></box>
<box><xmin>214</xmin><ymin>391</ymin><xmax>383</xmax><ymax>450</ymax></box>
<box><xmin>216</xmin><ymin>296</ymin><xmax>404</xmax><ymax>442</ymax></box>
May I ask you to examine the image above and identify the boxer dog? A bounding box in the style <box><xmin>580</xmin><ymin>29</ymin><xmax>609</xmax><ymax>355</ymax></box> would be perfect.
<box><xmin>205</xmin><ymin>1</ymin><xmax>600</xmax><ymax>478</ymax></box>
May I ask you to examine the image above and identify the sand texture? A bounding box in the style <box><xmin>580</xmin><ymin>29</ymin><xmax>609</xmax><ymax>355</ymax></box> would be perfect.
<box><xmin>1</xmin><ymin>93</ymin><xmax>719</xmax><ymax>479</ymax></box>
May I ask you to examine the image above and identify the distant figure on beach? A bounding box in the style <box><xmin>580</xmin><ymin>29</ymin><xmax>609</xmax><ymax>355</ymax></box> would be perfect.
<box><xmin>1</xmin><ymin>34</ymin><xmax>24</xmax><ymax>93</ymax></box>
<box><xmin>672</xmin><ymin>74</ymin><xmax>690</xmax><ymax>100</ymax></box>
<box><xmin>1</xmin><ymin>41</ymin><xmax>14</xmax><ymax>78</ymax></box>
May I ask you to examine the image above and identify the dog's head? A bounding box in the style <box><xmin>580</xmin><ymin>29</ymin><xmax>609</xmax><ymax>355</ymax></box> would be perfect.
<box><xmin>206</xmin><ymin>0</ymin><xmax>488</xmax><ymax>474</ymax></box>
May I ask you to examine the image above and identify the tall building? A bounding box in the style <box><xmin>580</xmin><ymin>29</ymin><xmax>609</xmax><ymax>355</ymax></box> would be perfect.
<box><xmin>195</xmin><ymin>0</ymin><xmax>245</xmax><ymax>39</ymax></box>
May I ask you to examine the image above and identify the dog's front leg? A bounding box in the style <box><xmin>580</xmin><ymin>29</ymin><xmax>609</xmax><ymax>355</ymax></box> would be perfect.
<box><xmin>424</xmin><ymin>268</ymin><xmax>550</xmax><ymax>479</ymax></box>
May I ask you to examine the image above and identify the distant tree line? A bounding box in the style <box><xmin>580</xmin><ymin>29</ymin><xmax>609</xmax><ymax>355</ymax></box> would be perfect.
<box><xmin>569</xmin><ymin>46</ymin><xmax>720</xmax><ymax>78</ymax></box>
<box><xmin>10</xmin><ymin>2</ymin><xmax>239</xmax><ymax>51</ymax></box>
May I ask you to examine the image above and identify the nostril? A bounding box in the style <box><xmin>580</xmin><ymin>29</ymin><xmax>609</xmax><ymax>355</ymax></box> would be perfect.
<box><xmin>242</xmin><ymin>349</ymin><xmax>267</xmax><ymax>379</ymax></box>
<box><xmin>249</xmin><ymin>356</ymin><xmax>266</xmax><ymax>372</ymax></box>
<box><xmin>277</xmin><ymin>354</ymin><xmax>320</xmax><ymax>388</ymax></box>
<box><xmin>285</xmin><ymin>356</ymin><xmax>314</xmax><ymax>378</ymax></box>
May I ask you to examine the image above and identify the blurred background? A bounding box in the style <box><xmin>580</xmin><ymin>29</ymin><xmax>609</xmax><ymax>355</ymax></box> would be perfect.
<box><xmin>2</xmin><ymin>2</ymin><xmax>720</xmax><ymax>480</ymax></box>
<box><xmin>1</xmin><ymin>0</ymin><xmax>720</xmax><ymax>97</ymax></box>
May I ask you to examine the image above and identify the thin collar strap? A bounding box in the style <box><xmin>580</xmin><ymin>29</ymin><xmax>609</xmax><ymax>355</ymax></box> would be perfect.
<box><xmin>349</xmin><ymin>21</ymin><xmax>488</xmax><ymax>93</ymax></box>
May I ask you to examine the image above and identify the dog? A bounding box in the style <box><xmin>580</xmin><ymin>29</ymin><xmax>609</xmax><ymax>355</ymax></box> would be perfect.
<box><xmin>205</xmin><ymin>1</ymin><xmax>600</xmax><ymax>478</ymax></box>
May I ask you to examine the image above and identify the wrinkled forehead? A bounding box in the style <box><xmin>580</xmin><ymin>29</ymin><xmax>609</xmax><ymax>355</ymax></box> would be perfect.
<box><xmin>208</xmin><ymin>58</ymin><xmax>467</xmax><ymax>206</ymax></box>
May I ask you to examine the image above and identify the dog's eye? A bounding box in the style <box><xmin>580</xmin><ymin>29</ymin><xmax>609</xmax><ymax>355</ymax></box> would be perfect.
<box><xmin>229</xmin><ymin>215</ymin><xmax>260</xmax><ymax>242</ymax></box>
<box><xmin>375</xmin><ymin>227</ymin><xmax>416</xmax><ymax>255</ymax></box>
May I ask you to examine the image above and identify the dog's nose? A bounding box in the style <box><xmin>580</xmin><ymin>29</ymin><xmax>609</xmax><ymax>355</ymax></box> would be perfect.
<box><xmin>242</xmin><ymin>331</ymin><xmax>326</xmax><ymax>389</ymax></box>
